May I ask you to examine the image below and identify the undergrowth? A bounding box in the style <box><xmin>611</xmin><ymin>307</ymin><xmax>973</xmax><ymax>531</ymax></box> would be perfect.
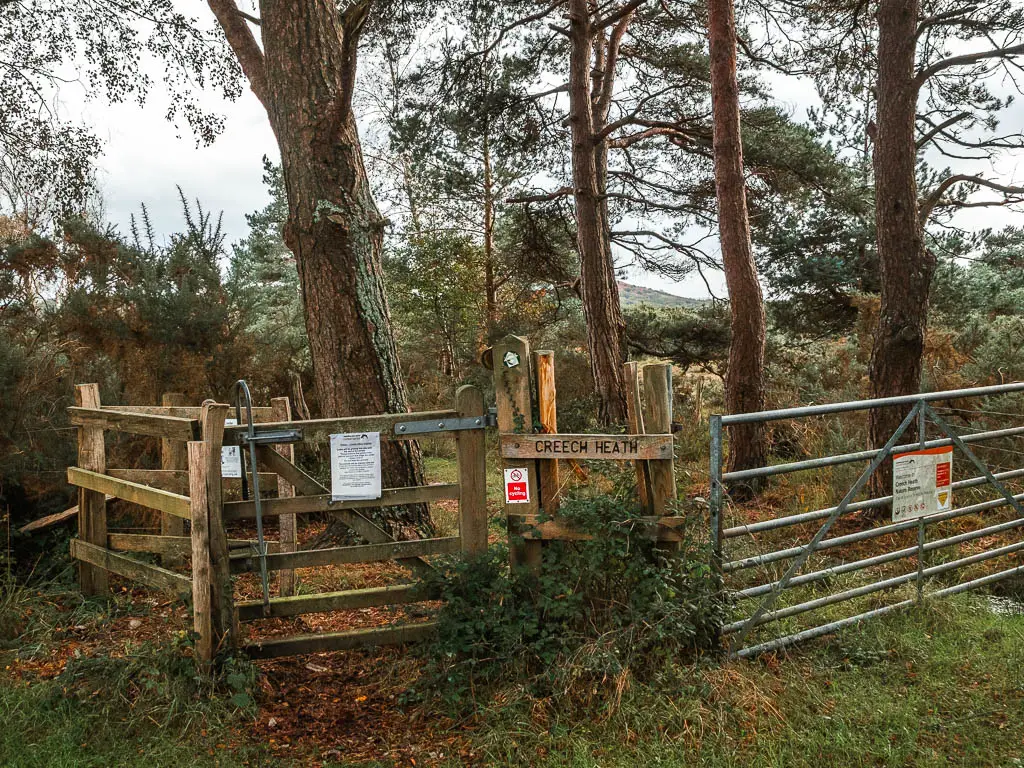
<box><xmin>414</xmin><ymin>489</ymin><xmax>724</xmax><ymax>713</ymax></box>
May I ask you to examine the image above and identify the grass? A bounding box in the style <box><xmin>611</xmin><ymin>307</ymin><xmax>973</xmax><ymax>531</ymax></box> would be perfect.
<box><xmin>451</xmin><ymin>595</ymin><xmax>1024</xmax><ymax>767</ymax></box>
<box><xmin>4</xmin><ymin>572</ymin><xmax>1024</xmax><ymax>766</ymax></box>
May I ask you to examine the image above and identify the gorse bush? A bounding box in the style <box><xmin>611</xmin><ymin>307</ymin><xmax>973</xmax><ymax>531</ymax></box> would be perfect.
<box><xmin>417</xmin><ymin>493</ymin><xmax>724</xmax><ymax>710</ymax></box>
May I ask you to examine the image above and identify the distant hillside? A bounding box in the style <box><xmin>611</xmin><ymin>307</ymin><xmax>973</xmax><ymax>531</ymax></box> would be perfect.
<box><xmin>617</xmin><ymin>281</ymin><xmax>705</xmax><ymax>309</ymax></box>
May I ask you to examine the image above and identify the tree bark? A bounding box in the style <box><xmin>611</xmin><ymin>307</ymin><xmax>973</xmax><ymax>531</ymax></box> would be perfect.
<box><xmin>210</xmin><ymin>0</ymin><xmax>430</xmax><ymax>537</ymax></box>
<box><xmin>708</xmin><ymin>0</ymin><xmax>768</xmax><ymax>487</ymax></box>
<box><xmin>868</xmin><ymin>0</ymin><xmax>934</xmax><ymax>501</ymax></box>
<box><xmin>568</xmin><ymin>0</ymin><xmax>628</xmax><ymax>424</ymax></box>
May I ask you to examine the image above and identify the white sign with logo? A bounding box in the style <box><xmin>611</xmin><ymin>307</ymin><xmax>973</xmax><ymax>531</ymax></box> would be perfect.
<box><xmin>504</xmin><ymin>467</ymin><xmax>530</xmax><ymax>504</ymax></box>
<box><xmin>221</xmin><ymin>418</ymin><xmax>242</xmax><ymax>478</ymax></box>
<box><xmin>892</xmin><ymin>446</ymin><xmax>953</xmax><ymax>522</ymax></box>
<box><xmin>330</xmin><ymin>432</ymin><xmax>382</xmax><ymax>501</ymax></box>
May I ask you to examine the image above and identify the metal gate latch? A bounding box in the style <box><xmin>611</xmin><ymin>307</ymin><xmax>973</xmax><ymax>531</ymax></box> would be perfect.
<box><xmin>394</xmin><ymin>409</ymin><xmax>497</xmax><ymax>435</ymax></box>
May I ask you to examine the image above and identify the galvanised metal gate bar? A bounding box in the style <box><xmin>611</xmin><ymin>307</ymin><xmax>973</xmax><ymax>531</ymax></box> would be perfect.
<box><xmin>709</xmin><ymin>381</ymin><xmax>1024</xmax><ymax>658</ymax></box>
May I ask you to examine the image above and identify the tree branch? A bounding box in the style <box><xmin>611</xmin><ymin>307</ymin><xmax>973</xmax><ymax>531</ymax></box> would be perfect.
<box><xmin>468</xmin><ymin>0</ymin><xmax>567</xmax><ymax>57</ymax></box>
<box><xmin>507</xmin><ymin>186</ymin><xmax>574</xmax><ymax>204</ymax></box>
<box><xmin>206</xmin><ymin>0</ymin><xmax>267</xmax><ymax>106</ymax></box>
<box><xmin>915</xmin><ymin>111</ymin><xmax>971</xmax><ymax>149</ymax></box>
<box><xmin>337</xmin><ymin>0</ymin><xmax>373</xmax><ymax>120</ymax></box>
<box><xmin>915</xmin><ymin>43</ymin><xmax>1024</xmax><ymax>86</ymax></box>
<box><xmin>593</xmin><ymin>0</ymin><xmax>648</xmax><ymax>31</ymax></box>
<box><xmin>920</xmin><ymin>174</ymin><xmax>1024</xmax><ymax>223</ymax></box>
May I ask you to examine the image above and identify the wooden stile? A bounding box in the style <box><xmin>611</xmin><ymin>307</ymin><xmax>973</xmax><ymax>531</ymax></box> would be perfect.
<box><xmin>455</xmin><ymin>385</ymin><xmax>488</xmax><ymax>554</ymax></box>
<box><xmin>271</xmin><ymin>396</ymin><xmax>298</xmax><ymax>596</ymax></box>
<box><xmin>75</xmin><ymin>384</ymin><xmax>107</xmax><ymax>595</ymax></box>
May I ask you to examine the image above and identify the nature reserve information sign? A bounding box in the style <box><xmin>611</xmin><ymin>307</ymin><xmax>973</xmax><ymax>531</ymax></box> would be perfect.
<box><xmin>330</xmin><ymin>432</ymin><xmax>382</xmax><ymax>501</ymax></box>
<box><xmin>221</xmin><ymin>418</ymin><xmax>242</xmax><ymax>478</ymax></box>
<box><xmin>892</xmin><ymin>446</ymin><xmax>953</xmax><ymax>522</ymax></box>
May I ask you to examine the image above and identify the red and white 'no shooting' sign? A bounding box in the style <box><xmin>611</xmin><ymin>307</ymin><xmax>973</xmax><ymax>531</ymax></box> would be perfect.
<box><xmin>504</xmin><ymin>467</ymin><xmax>530</xmax><ymax>504</ymax></box>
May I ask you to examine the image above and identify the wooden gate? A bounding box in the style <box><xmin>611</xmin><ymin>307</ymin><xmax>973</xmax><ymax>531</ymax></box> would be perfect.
<box><xmin>67</xmin><ymin>384</ymin><xmax>488</xmax><ymax>662</ymax></box>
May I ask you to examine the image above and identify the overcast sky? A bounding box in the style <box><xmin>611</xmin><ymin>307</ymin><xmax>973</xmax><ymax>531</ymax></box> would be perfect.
<box><xmin>78</xmin><ymin>44</ymin><xmax>1024</xmax><ymax>302</ymax></box>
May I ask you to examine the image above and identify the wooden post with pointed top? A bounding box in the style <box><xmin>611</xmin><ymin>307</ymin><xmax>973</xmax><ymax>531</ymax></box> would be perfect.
<box><xmin>75</xmin><ymin>383</ymin><xmax>107</xmax><ymax>595</ymax></box>
<box><xmin>493</xmin><ymin>335</ymin><xmax>541</xmax><ymax>570</ymax></box>
<box><xmin>642</xmin><ymin>362</ymin><xmax>677</xmax><ymax>551</ymax></box>
<box><xmin>624</xmin><ymin>362</ymin><xmax>653</xmax><ymax>515</ymax></box>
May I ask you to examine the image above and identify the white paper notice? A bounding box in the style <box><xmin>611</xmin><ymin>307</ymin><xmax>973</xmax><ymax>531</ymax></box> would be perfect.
<box><xmin>330</xmin><ymin>432</ymin><xmax>382</xmax><ymax>501</ymax></box>
<box><xmin>892</xmin><ymin>446</ymin><xmax>953</xmax><ymax>522</ymax></box>
<box><xmin>221</xmin><ymin>418</ymin><xmax>242</xmax><ymax>478</ymax></box>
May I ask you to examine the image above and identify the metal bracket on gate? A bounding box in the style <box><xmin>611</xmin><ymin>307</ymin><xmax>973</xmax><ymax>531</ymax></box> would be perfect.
<box><xmin>394</xmin><ymin>409</ymin><xmax>497</xmax><ymax>435</ymax></box>
<box><xmin>231</xmin><ymin>428</ymin><xmax>303</xmax><ymax>446</ymax></box>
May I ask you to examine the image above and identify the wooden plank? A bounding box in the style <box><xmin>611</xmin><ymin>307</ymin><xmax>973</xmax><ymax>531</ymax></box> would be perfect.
<box><xmin>624</xmin><ymin>361</ymin><xmax>653</xmax><ymax>513</ymax></box>
<box><xmin>69</xmin><ymin>406</ymin><xmax>200</xmax><ymax>441</ymax></box>
<box><xmin>455</xmin><ymin>386</ymin><xmax>488</xmax><ymax>555</ymax></box>
<box><xmin>106</xmin><ymin>468</ymin><xmax>276</xmax><ymax>494</ymax></box>
<box><xmin>68</xmin><ymin>467</ymin><xmax>191</xmax><ymax>519</ymax></box>
<box><xmin>253</xmin><ymin>446</ymin><xmax>437</xmax><ymax>578</ymax></box>
<box><xmin>160</xmin><ymin>393</ymin><xmax>187</xmax><ymax>556</ymax></box>
<box><xmin>75</xmin><ymin>384</ymin><xmax>108</xmax><ymax>596</ymax></box>
<box><xmin>242</xmin><ymin>622</ymin><xmax>438</xmax><ymax>659</ymax></box>
<box><xmin>107</xmin><ymin>533</ymin><xmax>278</xmax><ymax>556</ymax></box>
<box><xmin>500</xmin><ymin>433</ymin><xmax>674</xmax><ymax>461</ymax></box>
<box><xmin>534</xmin><ymin>350</ymin><xmax>562</xmax><ymax>516</ymax></box>
<box><xmin>69</xmin><ymin>539</ymin><xmax>191</xmax><ymax>597</ymax></box>
<box><xmin>102</xmin><ymin>404</ymin><xmax>273</xmax><ymax>420</ymax></box>
<box><xmin>493</xmin><ymin>335</ymin><xmax>541</xmax><ymax>570</ymax></box>
<box><xmin>222</xmin><ymin>484</ymin><xmax>461</xmax><ymax>520</ymax></box>
<box><xmin>236</xmin><ymin>583</ymin><xmax>437</xmax><ymax>621</ymax></box>
<box><xmin>230</xmin><ymin>536</ymin><xmax>461</xmax><ymax>574</ymax></box>
<box><xmin>271</xmin><ymin>396</ymin><xmax>297</xmax><ymax>597</ymax></box>
<box><xmin>223</xmin><ymin>409</ymin><xmax>460</xmax><ymax>444</ymax></box>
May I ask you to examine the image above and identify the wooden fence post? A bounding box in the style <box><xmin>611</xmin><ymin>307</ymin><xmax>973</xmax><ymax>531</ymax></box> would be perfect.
<box><xmin>623</xmin><ymin>362</ymin><xmax>653</xmax><ymax>514</ymax></box>
<box><xmin>200</xmin><ymin>401</ymin><xmax>235</xmax><ymax>650</ymax></box>
<box><xmin>493</xmin><ymin>335</ymin><xmax>541</xmax><ymax>570</ymax></box>
<box><xmin>271</xmin><ymin>396</ymin><xmax>297</xmax><ymax>596</ymax></box>
<box><xmin>455</xmin><ymin>385</ymin><xmax>488</xmax><ymax>555</ymax></box>
<box><xmin>642</xmin><ymin>362</ymin><xmax>677</xmax><ymax>520</ymax></box>
<box><xmin>188</xmin><ymin>440</ymin><xmax>215</xmax><ymax>664</ymax></box>
<box><xmin>160</xmin><ymin>392</ymin><xmax>187</xmax><ymax>566</ymax></box>
<box><xmin>75</xmin><ymin>383</ymin><xmax>108</xmax><ymax>595</ymax></box>
<box><xmin>534</xmin><ymin>351</ymin><xmax>561</xmax><ymax>516</ymax></box>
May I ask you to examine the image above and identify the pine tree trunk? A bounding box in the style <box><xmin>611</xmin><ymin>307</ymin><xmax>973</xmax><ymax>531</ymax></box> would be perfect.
<box><xmin>254</xmin><ymin>0</ymin><xmax>429</xmax><ymax>538</ymax></box>
<box><xmin>868</xmin><ymin>0</ymin><xmax>934</xmax><ymax>503</ymax></box>
<box><xmin>568</xmin><ymin>0</ymin><xmax>627</xmax><ymax>424</ymax></box>
<box><xmin>482</xmin><ymin>134</ymin><xmax>499</xmax><ymax>338</ymax></box>
<box><xmin>708</xmin><ymin>0</ymin><xmax>768</xmax><ymax>487</ymax></box>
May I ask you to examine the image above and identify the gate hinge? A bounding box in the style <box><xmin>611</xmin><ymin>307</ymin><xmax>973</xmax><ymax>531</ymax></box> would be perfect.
<box><xmin>233</xmin><ymin>428</ymin><xmax>304</xmax><ymax>445</ymax></box>
<box><xmin>395</xmin><ymin>409</ymin><xmax>497</xmax><ymax>435</ymax></box>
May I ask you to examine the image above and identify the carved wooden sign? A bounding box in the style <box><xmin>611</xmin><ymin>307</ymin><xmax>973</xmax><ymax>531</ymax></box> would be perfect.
<box><xmin>500</xmin><ymin>433</ymin><xmax>673</xmax><ymax>460</ymax></box>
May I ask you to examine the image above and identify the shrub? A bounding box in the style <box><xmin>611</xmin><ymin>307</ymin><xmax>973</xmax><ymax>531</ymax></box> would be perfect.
<box><xmin>416</xmin><ymin>492</ymin><xmax>724</xmax><ymax>710</ymax></box>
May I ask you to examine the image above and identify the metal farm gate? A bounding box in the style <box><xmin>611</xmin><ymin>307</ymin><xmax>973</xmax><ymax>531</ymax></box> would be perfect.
<box><xmin>710</xmin><ymin>382</ymin><xmax>1024</xmax><ymax>658</ymax></box>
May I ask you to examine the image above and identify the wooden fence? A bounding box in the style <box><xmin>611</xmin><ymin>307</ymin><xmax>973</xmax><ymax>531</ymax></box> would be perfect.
<box><xmin>66</xmin><ymin>384</ymin><xmax>487</xmax><ymax>663</ymax></box>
